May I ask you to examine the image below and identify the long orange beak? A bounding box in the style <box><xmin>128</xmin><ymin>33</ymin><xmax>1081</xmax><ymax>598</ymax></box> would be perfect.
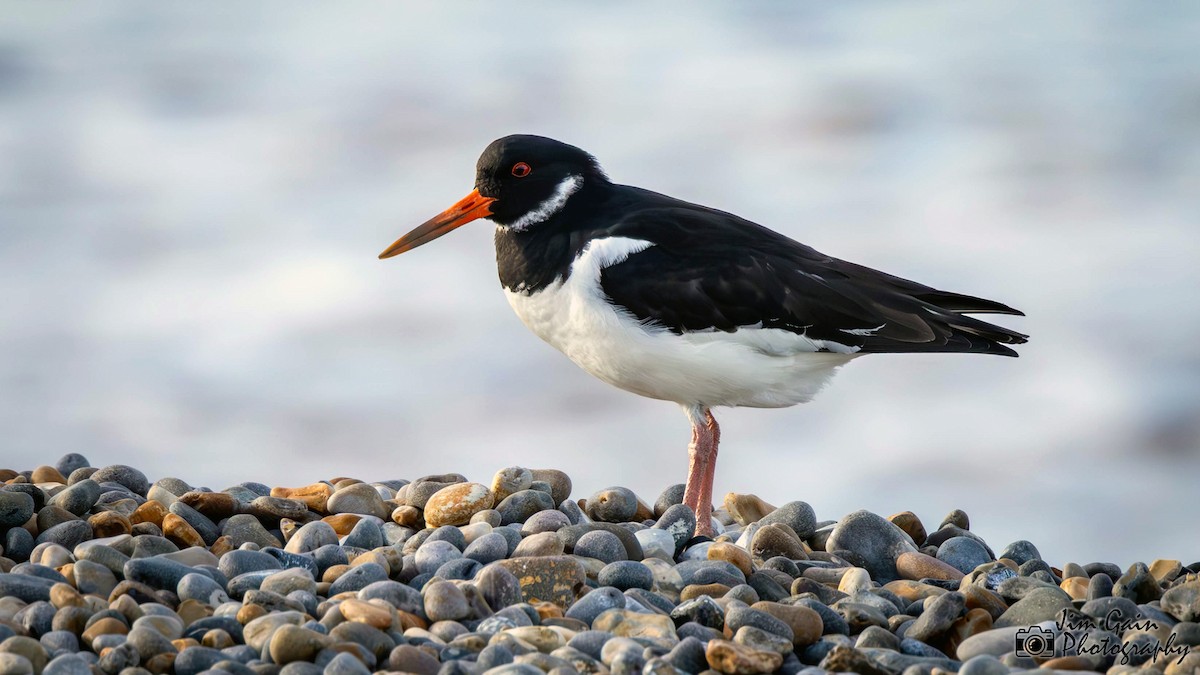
<box><xmin>378</xmin><ymin>188</ymin><xmax>497</xmax><ymax>259</ymax></box>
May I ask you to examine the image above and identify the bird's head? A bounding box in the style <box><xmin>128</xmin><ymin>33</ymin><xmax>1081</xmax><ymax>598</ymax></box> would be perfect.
<box><xmin>379</xmin><ymin>135</ymin><xmax>605</xmax><ymax>259</ymax></box>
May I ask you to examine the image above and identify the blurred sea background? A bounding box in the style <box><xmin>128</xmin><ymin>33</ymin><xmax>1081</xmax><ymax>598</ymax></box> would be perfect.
<box><xmin>2</xmin><ymin>3</ymin><xmax>1198</xmax><ymax>566</ymax></box>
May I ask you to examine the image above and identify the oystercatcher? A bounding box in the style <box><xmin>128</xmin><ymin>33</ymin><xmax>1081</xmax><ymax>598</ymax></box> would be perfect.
<box><xmin>380</xmin><ymin>135</ymin><xmax>1027</xmax><ymax>535</ymax></box>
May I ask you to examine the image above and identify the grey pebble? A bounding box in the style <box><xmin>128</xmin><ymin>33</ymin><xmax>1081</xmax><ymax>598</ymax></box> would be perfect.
<box><xmin>825</xmin><ymin>510</ymin><xmax>918</xmax><ymax>583</ymax></box>
<box><xmin>573</xmin><ymin>530</ymin><xmax>627</xmax><ymax>563</ymax></box>
<box><xmin>47</xmin><ymin>480</ymin><xmax>99</xmax><ymax>517</ymax></box>
<box><xmin>34</xmin><ymin>521</ymin><xmax>92</xmax><ymax>550</ymax></box>
<box><xmin>598</xmin><ymin>560</ymin><xmax>653</xmax><ymax>591</ymax></box>
<box><xmin>937</xmin><ymin>536</ymin><xmax>993</xmax><ymax>574</ymax></box>
<box><xmin>90</xmin><ymin>465</ymin><xmax>149</xmax><ymax>496</ymax></box>
<box><xmin>496</xmin><ymin>489</ymin><xmax>555</xmax><ymax>525</ymax></box>
<box><xmin>328</xmin><ymin>562</ymin><xmax>388</xmax><ymax>595</ymax></box>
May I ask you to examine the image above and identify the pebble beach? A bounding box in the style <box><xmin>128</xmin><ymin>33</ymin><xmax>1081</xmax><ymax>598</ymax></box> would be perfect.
<box><xmin>1</xmin><ymin>456</ymin><xmax>1197</xmax><ymax>675</ymax></box>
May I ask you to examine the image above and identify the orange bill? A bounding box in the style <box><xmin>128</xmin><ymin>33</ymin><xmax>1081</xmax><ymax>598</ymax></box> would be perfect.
<box><xmin>378</xmin><ymin>188</ymin><xmax>496</xmax><ymax>259</ymax></box>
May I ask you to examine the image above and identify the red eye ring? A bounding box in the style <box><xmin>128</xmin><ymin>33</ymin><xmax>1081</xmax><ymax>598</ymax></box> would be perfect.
<box><xmin>511</xmin><ymin>162</ymin><xmax>531</xmax><ymax>178</ymax></box>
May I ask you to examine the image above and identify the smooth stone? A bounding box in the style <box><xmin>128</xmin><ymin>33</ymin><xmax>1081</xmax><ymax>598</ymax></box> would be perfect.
<box><xmin>573</xmin><ymin>530</ymin><xmax>627</xmax><ymax>563</ymax></box>
<box><xmin>705</xmin><ymin>638</ymin><xmax>783</xmax><ymax>674</ymax></box>
<box><xmin>463</xmin><ymin>532</ymin><xmax>509</xmax><ymax>565</ymax></box>
<box><xmin>172</xmin><ymin>646</ymin><xmax>226</xmax><ymax>675</ymax></box>
<box><xmin>937</xmin><ymin>536</ymin><xmax>993</xmax><ymax>574</ymax></box>
<box><xmin>653</xmin><ymin>504</ymin><xmax>697</xmax><ymax>552</ymax></box>
<box><xmin>491</xmin><ymin>467</ymin><xmax>534</xmax><ymax>503</ymax></box>
<box><xmin>123</xmin><ymin>556</ymin><xmax>195</xmax><ymax>591</ymax></box>
<box><xmin>415</xmin><ymin>539</ymin><xmax>463</xmax><ymax>575</ymax></box>
<box><xmin>177</xmin><ymin>572</ymin><xmax>231</xmax><ymax>605</ymax></box>
<box><xmin>71</xmin><ymin>559</ymin><xmax>117</xmax><ymax>597</ymax></box>
<box><xmin>528</xmin><ymin>469</ymin><xmax>572</xmax><ymax>506</ymax></box>
<box><xmin>341</xmin><ymin>519</ymin><xmax>383</xmax><ymax>550</ymax></box>
<box><xmin>262</xmin><ymin>567</ymin><xmax>317</xmax><ymax>596</ymax></box>
<box><xmin>825</xmin><ymin>510</ymin><xmax>917</xmax><ymax>583</ymax></box>
<box><xmin>585</xmin><ymin>487</ymin><xmax>638</xmax><ymax>523</ymax></box>
<box><xmin>993</xmin><ymin>587</ymin><xmax>1073</xmax><ymax>627</ymax></box>
<box><xmin>387</xmin><ymin>643</ymin><xmax>441</xmax><ymax>674</ymax></box>
<box><xmin>271</xmin><ymin>483</ymin><xmax>334</xmax><ymax>512</ymax></box>
<box><xmin>268</xmin><ymin>624</ymin><xmax>331</xmax><ymax>664</ymax></box>
<box><xmin>566</xmin><ymin>587</ymin><xmax>626</xmax><ymax>625</ymax></box>
<box><xmin>750</xmin><ymin>523</ymin><xmax>809</xmax><ymax>562</ymax></box>
<box><xmin>725</xmin><ymin>605</ymin><xmax>794</xmax><ymax>643</ymax></box>
<box><xmin>476</xmin><ymin>564</ymin><xmax>524</xmax><ymax>611</ymax></box>
<box><xmin>598</xmin><ymin>560</ymin><xmax>654</xmax><ymax>591</ymax></box>
<box><xmin>511</xmin><ymin>532</ymin><xmax>565</xmax><ymax>557</ymax></box>
<box><xmin>91</xmin><ymin>465</ymin><xmax>149</xmax><ymax>496</ymax></box>
<box><xmin>494</xmin><ymin>556</ymin><xmax>586</xmax><ymax>609</ymax></box>
<box><xmin>328</xmin><ymin>562</ymin><xmax>388</xmax><ymax>596</ymax></box>
<box><xmin>35</xmin><ymin>521</ymin><xmax>92</xmax><ymax>550</ymax></box>
<box><xmin>896</xmin><ymin>551</ymin><xmax>965</xmax><ymax>582</ymax></box>
<box><xmin>424</xmin><ymin>483</ymin><xmax>495</xmax><ymax>528</ymax></box>
<box><xmin>757</xmin><ymin>501</ymin><xmax>817</xmax><ymax>540</ymax></box>
<box><xmin>0</xmin><ymin>652</ymin><xmax>35</xmax><ymax>675</ymax></box>
<box><xmin>322</xmin><ymin>651</ymin><xmax>371</xmax><ymax>675</ymax></box>
<box><xmin>162</xmin><ymin>513</ymin><xmax>205</xmax><ymax>548</ymax></box>
<box><xmin>495</xmin><ymin>490</ymin><xmax>555</xmax><ymax>525</ymax></box>
<box><xmin>592</xmin><ymin>608</ymin><xmax>678</xmax><ymax>644</ymax></box>
<box><xmin>248</xmin><ymin>495</ymin><xmax>310</xmax><ymax>521</ymax></box>
<box><xmin>125</xmin><ymin>624</ymin><xmax>179</xmax><ymax>661</ymax></box>
<box><xmin>906</xmin><ymin>591</ymin><xmax>966</xmax><ymax>642</ymax></box>
<box><xmin>284</xmin><ymin>521</ymin><xmax>338</xmax><ymax>554</ymax></box>
<box><xmin>1160</xmin><ymin>580</ymin><xmax>1200</xmax><ymax>622</ymax></box>
<box><xmin>46</xmin><ymin>480</ymin><xmax>98</xmax><ymax>517</ymax></box>
<box><xmin>636</xmin><ymin>528</ymin><xmax>678</xmax><ymax>562</ymax></box>
<box><xmin>997</xmin><ymin>540</ymin><xmax>1041</xmax><ymax>566</ymax></box>
<box><xmin>521</xmin><ymin>509</ymin><xmax>572</xmax><ymax>535</ymax></box>
<box><xmin>168</xmin><ymin>502</ymin><xmax>221</xmax><ymax>545</ymax></box>
<box><xmin>559</xmin><ymin>523</ymin><xmax>643</xmax><ymax>561</ymax></box>
<box><xmin>423</xmin><ymin>579</ymin><xmax>470</xmax><ymax>622</ymax></box>
<box><xmin>5</xmin><ymin>527</ymin><xmax>35</xmax><ymax>562</ymax></box>
<box><xmin>42</xmin><ymin>652</ymin><xmax>91</xmax><ymax>675</ymax></box>
<box><xmin>887</xmin><ymin>511</ymin><xmax>928</xmax><ymax>546</ymax></box>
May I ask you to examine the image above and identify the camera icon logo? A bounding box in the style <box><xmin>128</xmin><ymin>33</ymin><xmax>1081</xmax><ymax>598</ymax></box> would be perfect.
<box><xmin>1014</xmin><ymin>626</ymin><xmax>1055</xmax><ymax>658</ymax></box>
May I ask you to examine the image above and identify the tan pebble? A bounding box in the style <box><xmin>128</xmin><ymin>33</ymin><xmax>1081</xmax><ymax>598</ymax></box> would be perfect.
<box><xmin>424</xmin><ymin>483</ymin><xmax>495</xmax><ymax>528</ymax></box>
<box><xmin>591</xmin><ymin>609</ymin><xmax>677</xmax><ymax>643</ymax></box>
<box><xmin>749</xmin><ymin>522</ymin><xmax>809</xmax><ymax>561</ymax></box>
<box><xmin>338</xmin><ymin>598</ymin><xmax>395</xmax><ymax>630</ymax></box>
<box><xmin>208</xmin><ymin>536</ymin><xmax>235</xmax><ymax>557</ymax></box>
<box><xmin>961</xmin><ymin>584</ymin><xmax>1008</xmax><ymax>620</ymax></box>
<box><xmin>145</xmin><ymin>653</ymin><xmax>175</xmax><ymax>674</ymax></box>
<box><xmin>177</xmin><ymin>599</ymin><xmax>211</xmax><ymax>626</ymax></box>
<box><xmin>323</xmin><ymin>564</ymin><xmax>351</xmax><ymax>584</ymax></box>
<box><xmin>172</xmin><ymin>637</ymin><xmax>199</xmax><ymax>651</ymax></box>
<box><xmin>322</xmin><ymin>513</ymin><xmax>362</xmax><ymax>536</ymax></box>
<box><xmin>1060</xmin><ymin>576</ymin><xmax>1089</xmax><ymax>600</ymax></box>
<box><xmin>130</xmin><ymin>500</ymin><xmax>168</xmax><ymax>527</ymax></box>
<box><xmin>888</xmin><ymin>511</ymin><xmax>928</xmax><ymax>546</ymax></box>
<box><xmin>896</xmin><ymin>551</ymin><xmax>965</xmax><ymax>582</ymax></box>
<box><xmin>944</xmin><ymin>607</ymin><xmax>992</xmax><ymax>656</ymax></box>
<box><xmin>491</xmin><ymin>467</ymin><xmax>533</xmax><ymax>503</ymax></box>
<box><xmin>178</xmin><ymin>491</ymin><xmax>240</xmax><ymax>520</ymax></box>
<box><xmin>89</xmin><ymin>511</ymin><xmax>132</xmax><ymax>538</ymax></box>
<box><xmin>723</xmin><ymin>493</ymin><xmax>777</xmax><ymax>526</ymax></box>
<box><xmin>633</xmin><ymin>496</ymin><xmax>654</xmax><ymax>522</ymax></box>
<box><xmin>201</xmin><ymin>628</ymin><xmax>235</xmax><ymax>649</ymax></box>
<box><xmin>397</xmin><ymin>610</ymin><xmax>426</xmax><ymax>631</ymax></box>
<box><xmin>681</xmin><ymin>583</ymin><xmax>732</xmax><ymax>601</ymax></box>
<box><xmin>1150</xmin><ymin>559</ymin><xmax>1183</xmax><ymax>584</ymax></box>
<box><xmin>533</xmin><ymin>601</ymin><xmax>563</xmax><ymax>620</ymax></box>
<box><xmin>752</xmin><ymin>601</ymin><xmax>822</xmax><ymax>647</ymax></box>
<box><xmin>838</xmin><ymin>567</ymin><xmax>872</xmax><ymax>594</ymax></box>
<box><xmin>31</xmin><ymin>465</ymin><xmax>67</xmax><ymax>484</ymax></box>
<box><xmin>49</xmin><ymin>582</ymin><xmax>85</xmax><ymax>609</ymax></box>
<box><xmin>391</xmin><ymin>505</ymin><xmax>422</xmax><ymax>527</ymax></box>
<box><xmin>272</xmin><ymin>483</ymin><xmax>335</xmax><ymax>513</ymax></box>
<box><xmin>162</xmin><ymin>513</ymin><xmax>205</xmax><ymax>549</ymax></box>
<box><xmin>349</xmin><ymin>551</ymin><xmax>389</xmax><ymax>575</ymax></box>
<box><xmin>237</xmin><ymin>603</ymin><xmax>267</xmax><ymax>625</ymax></box>
<box><xmin>708</xmin><ymin>542</ymin><xmax>752</xmax><ymax>577</ymax></box>
<box><xmin>884</xmin><ymin>580</ymin><xmax>947</xmax><ymax>603</ymax></box>
<box><xmin>82</xmin><ymin>616</ymin><xmax>129</xmax><ymax>644</ymax></box>
<box><xmin>705</xmin><ymin>638</ymin><xmax>783</xmax><ymax>674</ymax></box>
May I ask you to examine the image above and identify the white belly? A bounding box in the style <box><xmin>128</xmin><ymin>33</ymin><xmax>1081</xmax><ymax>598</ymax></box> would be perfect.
<box><xmin>503</xmin><ymin>237</ymin><xmax>859</xmax><ymax>408</ymax></box>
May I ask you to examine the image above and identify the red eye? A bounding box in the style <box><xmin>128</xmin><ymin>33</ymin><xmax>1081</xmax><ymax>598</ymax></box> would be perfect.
<box><xmin>511</xmin><ymin>162</ymin><xmax>531</xmax><ymax>178</ymax></box>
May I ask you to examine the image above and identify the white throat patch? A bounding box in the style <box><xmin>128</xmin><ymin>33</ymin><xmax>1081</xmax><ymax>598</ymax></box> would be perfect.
<box><xmin>508</xmin><ymin>174</ymin><xmax>583</xmax><ymax>231</ymax></box>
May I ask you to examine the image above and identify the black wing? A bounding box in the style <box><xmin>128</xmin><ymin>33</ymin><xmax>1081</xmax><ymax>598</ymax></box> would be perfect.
<box><xmin>598</xmin><ymin>202</ymin><xmax>1028</xmax><ymax>357</ymax></box>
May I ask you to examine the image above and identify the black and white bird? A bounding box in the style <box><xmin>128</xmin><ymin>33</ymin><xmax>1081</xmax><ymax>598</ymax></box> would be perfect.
<box><xmin>380</xmin><ymin>135</ymin><xmax>1027</xmax><ymax>535</ymax></box>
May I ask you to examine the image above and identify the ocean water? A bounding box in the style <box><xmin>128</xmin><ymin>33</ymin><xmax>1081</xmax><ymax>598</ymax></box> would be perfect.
<box><xmin>1</xmin><ymin>3</ymin><xmax>1197</xmax><ymax>566</ymax></box>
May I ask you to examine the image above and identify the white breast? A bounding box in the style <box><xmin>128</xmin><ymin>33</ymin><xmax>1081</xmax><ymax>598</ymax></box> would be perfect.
<box><xmin>503</xmin><ymin>237</ymin><xmax>859</xmax><ymax>409</ymax></box>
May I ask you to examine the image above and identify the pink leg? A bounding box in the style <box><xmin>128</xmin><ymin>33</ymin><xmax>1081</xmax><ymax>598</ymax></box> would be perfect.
<box><xmin>682</xmin><ymin>407</ymin><xmax>720</xmax><ymax>537</ymax></box>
